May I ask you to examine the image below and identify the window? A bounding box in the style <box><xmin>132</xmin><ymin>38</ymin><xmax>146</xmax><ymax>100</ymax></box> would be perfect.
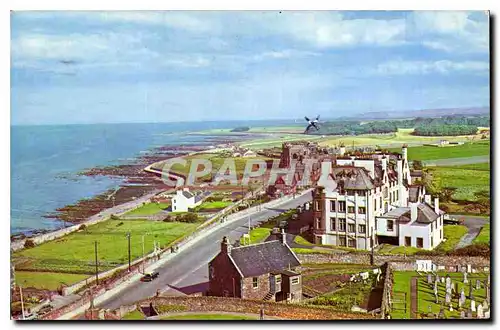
<box><xmin>291</xmin><ymin>277</ymin><xmax>300</xmax><ymax>285</ymax></box>
<box><xmin>358</xmin><ymin>206</ymin><xmax>366</xmax><ymax>214</ymax></box>
<box><xmin>396</xmin><ymin>191</ymin><xmax>399</xmax><ymax>200</ymax></box>
<box><xmin>359</xmin><ymin>224</ymin><xmax>366</xmax><ymax>233</ymax></box>
<box><xmin>348</xmin><ymin>238</ymin><xmax>356</xmax><ymax>248</ymax></box>
<box><xmin>276</xmin><ymin>275</ymin><xmax>281</xmax><ymax>283</ymax></box>
<box><xmin>339</xmin><ymin>236</ymin><xmax>346</xmax><ymax>246</ymax></box>
<box><xmin>315</xmin><ymin>218</ymin><xmax>321</xmax><ymax>229</ymax></box>
<box><xmin>374</xmin><ymin>199</ymin><xmax>377</xmax><ymax>210</ymax></box>
<box><xmin>330</xmin><ymin>217</ymin><xmax>336</xmax><ymax>231</ymax></box>
<box><xmin>348</xmin><ymin>224</ymin><xmax>355</xmax><ymax>233</ymax></box>
<box><xmin>338</xmin><ymin>219</ymin><xmax>346</xmax><ymax>231</ymax></box>
<box><xmin>348</xmin><ymin>206</ymin><xmax>355</xmax><ymax>214</ymax></box>
<box><xmin>315</xmin><ymin>201</ymin><xmax>320</xmax><ymax>211</ymax></box>
<box><xmin>405</xmin><ymin>236</ymin><xmax>411</xmax><ymax>247</ymax></box>
<box><xmin>380</xmin><ymin>197</ymin><xmax>382</xmax><ymax>207</ymax></box>
<box><xmin>252</xmin><ymin>277</ymin><xmax>258</xmax><ymax>288</ymax></box>
<box><xmin>417</xmin><ymin>237</ymin><xmax>423</xmax><ymax>248</ymax></box>
<box><xmin>338</xmin><ymin>201</ymin><xmax>346</xmax><ymax>212</ymax></box>
<box><xmin>384</xmin><ymin>187</ymin><xmax>388</xmax><ymax>198</ymax></box>
<box><xmin>430</xmin><ymin>237</ymin><xmax>433</xmax><ymax>248</ymax></box>
<box><xmin>387</xmin><ymin>220</ymin><xmax>394</xmax><ymax>231</ymax></box>
<box><xmin>347</xmin><ymin>190</ymin><xmax>355</xmax><ymax>196</ymax></box>
<box><xmin>330</xmin><ymin>200</ymin><xmax>336</xmax><ymax>212</ymax></box>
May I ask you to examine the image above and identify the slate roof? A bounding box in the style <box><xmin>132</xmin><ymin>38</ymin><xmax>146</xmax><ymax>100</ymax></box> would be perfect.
<box><xmin>229</xmin><ymin>240</ymin><xmax>301</xmax><ymax>277</ymax></box>
<box><xmin>331</xmin><ymin>167</ymin><xmax>375</xmax><ymax>190</ymax></box>
<box><xmin>181</xmin><ymin>190</ymin><xmax>194</xmax><ymax>198</ymax></box>
<box><xmin>379</xmin><ymin>203</ymin><xmax>440</xmax><ymax>224</ymax></box>
<box><xmin>409</xmin><ymin>186</ymin><xmax>420</xmax><ymax>203</ymax></box>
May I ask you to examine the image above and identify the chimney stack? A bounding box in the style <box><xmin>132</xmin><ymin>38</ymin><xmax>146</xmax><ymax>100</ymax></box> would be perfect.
<box><xmin>410</xmin><ymin>202</ymin><xmax>418</xmax><ymax>221</ymax></box>
<box><xmin>402</xmin><ymin>144</ymin><xmax>408</xmax><ymax>163</ymax></box>
<box><xmin>281</xmin><ymin>229</ymin><xmax>286</xmax><ymax>245</ymax></box>
<box><xmin>434</xmin><ymin>197</ymin><xmax>440</xmax><ymax>214</ymax></box>
<box><xmin>381</xmin><ymin>156</ymin><xmax>387</xmax><ymax>172</ymax></box>
<box><xmin>339</xmin><ymin>146</ymin><xmax>346</xmax><ymax>156</ymax></box>
<box><xmin>424</xmin><ymin>194</ymin><xmax>431</xmax><ymax>205</ymax></box>
<box><xmin>221</xmin><ymin>236</ymin><xmax>231</xmax><ymax>254</ymax></box>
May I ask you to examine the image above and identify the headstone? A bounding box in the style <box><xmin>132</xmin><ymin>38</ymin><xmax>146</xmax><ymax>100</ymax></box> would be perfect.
<box><xmin>476</xmin><ymin>279</ymin><xmax>481</xmax><ymax>290</ymax></box>
<box><xmin>436</xmin><ymin>274</ymin><xmax>440</xmax><ymax>283</ymax></box>
<box><xmin>445</xmin><ymin>275</ymin><xmax>451</xmax><ymax>290</ymax></box>
<box><xmin>434</xmin><ymin>280</ymin><xmax>438</xmax><ymax>295</ymax></box>
<box><xmin>438</xmin><ymin>307</ymin><xmax>445</xmax><ymax>319</ymax></box>
<box><xmin>445</xmin><ymin>292</ymin><xmax>451</xmax><ymax>304</ymax></box>
<box><xmin>485</xmin><ymin>280</ymin><xmax>490</xmax><ymax>303</ymax></box>
<box><xmin>459</xmin><ymin>289</ymin><xmax>466</xmax><ymax>308</ymax></box>
<box><xmin>427</xmin><ymin>273</ymin><xmax>433</xmax><ymax>284</ymax></box>
<box><xmin>484</xmin><ymin>309</ymin><xmax>490</xmax><ymax>319</ymax></box>
<box><xmin>466</xmin><ymin>309</ymin><xmax>473</xmax><ymax>318</ymax></box>
<box><xmin>467</xmin><ymin>264</ymin><xmax>472</xmax><ymax>273</ymax></box>
<box><xmin>482</xmin><ymin>300</ymin><xmax>488</xmax><ymax>311</ymax></box>
<box><xmin>441</xmin><ymin>277</ymin><xmax>445</xmax><ymax>284</ymax></box>
<box><xmin>471</xmin><ymin>300</ymin><xmax>476</xmax><ymax>312</ymax></box>
<box><xmin>476</xmin><ymin>304</ymin><xmax>484</xmax><ymax>319</ymax></box>
<box><xmin>463</xmin><ymin>272</ymin><xmax>468</xmax><ymax>284</ymax></box>
<box><xmin>487</xmin><ymin>273</ymin><xmax>490</xmax><ymax>286</ymax></box>
<box><xmin>434</xmin><ymin>291</ymin><xmax>439</xmax><ymax>304</ymax></box>
<box><xmin>449</xmin><ymin>303</ymin><xmax>453</xmax><ymax>312</ymax></box>
<box><xmin>460</xmin><ymin>310</ymin><xmax>465</xmax><ymax>319</ymax></box>
<box><xmin>456</xmin><ymin>265</ymin><xmax>461</xmax><ymax>272</ymax></box>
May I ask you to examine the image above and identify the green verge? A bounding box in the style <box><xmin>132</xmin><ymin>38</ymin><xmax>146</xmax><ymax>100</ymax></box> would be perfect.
<box><xmin>473</xmin><ymin>224</ymin><xmax>490</xmax><ymax>244</ymax></box>
<box><xmin>14</xmin><ymin>271</ymin><xmax>89</xmax><ymax>291</ymax></box>
<box><xmin>240</xmin><ymin>227</ymin><xmax>272</xmax><ymax>245</ymax></box>
<box><xmin>122</xmin><ymin>310</ymin><xmax>145</xmax><ymax>320</ymax></box>
<box><xmin>436</xmin><ymin>225</ymin><xmax>468</xmax><ymax>252</ymax></box>
<box><xmin>292</xmin><ymin>248</ymin><xmax>334</xmax><ymax>254</ymax></box>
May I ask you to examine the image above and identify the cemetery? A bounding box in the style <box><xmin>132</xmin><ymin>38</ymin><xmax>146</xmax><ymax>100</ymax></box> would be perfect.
<box><xmin>389</xmin><ymin>262</ymin><xmax>490</xmax><ymax>319</ymax></box>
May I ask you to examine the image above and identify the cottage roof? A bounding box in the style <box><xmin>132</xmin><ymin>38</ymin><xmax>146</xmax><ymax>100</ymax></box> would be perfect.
<box><xmin>380</xmin><ymin>203</ymin><xmax>440</xmax><ymax>224</ymax></box>
<box><xmin>229</xmin><ymin>240</ymin><xmax>300</xmax><ymax>277</ymax></box>
<box><xmin>181</xmin><ymin>190</ymin><xmax>194</xmax><ymax>198</ymax></box>
<box><xmin>331</xmin><ymin>167</ymin><xmax>375</xmax><ymax>190</ymax></box>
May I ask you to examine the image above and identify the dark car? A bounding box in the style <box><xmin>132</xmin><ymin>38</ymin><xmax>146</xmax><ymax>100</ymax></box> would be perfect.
<box><xmin>141</xmin><ymin>271</ymin><xmax>159</xmax><ymax>282</ymax></box>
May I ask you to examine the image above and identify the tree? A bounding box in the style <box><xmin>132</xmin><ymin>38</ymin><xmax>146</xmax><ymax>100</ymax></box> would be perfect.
<box><xmin>24</xmin><ymin>239</ymin><xmax>35</xmax><ymax>249</ymax></box>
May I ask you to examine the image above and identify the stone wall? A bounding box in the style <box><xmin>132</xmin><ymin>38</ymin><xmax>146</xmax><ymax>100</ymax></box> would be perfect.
<box><xmin>298</xmin><ymin>253</ymin><xmax>490</xmax><ymax>268</ymax></box>
<box><xmin>139</xmin><ymin>296</ymin><xmax>375</xmax><ymax>320</ymax></box>
<box><xmin>379</xmin><ymin>263</ymin><xmax>393</xmax><ymax>319</ymax></box>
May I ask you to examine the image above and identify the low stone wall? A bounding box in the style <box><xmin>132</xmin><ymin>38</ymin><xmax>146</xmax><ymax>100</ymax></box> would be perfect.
<box><xmin>298</xmin><ymin>253</ymin><xmax>490</xmax><ymax>268</ymax></box>
<box><xmin>379</xmin><ymin>263</ymin><xmax>393</xmax><ymax>319</ymax></box>
<box><xmin>139</xmin><ymin>296</ymin><xmax>375</xmax><ymax>320</ymax></box>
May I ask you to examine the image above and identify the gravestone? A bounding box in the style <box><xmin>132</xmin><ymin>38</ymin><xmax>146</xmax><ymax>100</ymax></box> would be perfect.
<box><xmin>438</xmin><ymin>307</ymin><xmax>445</xmax><ymax>319</ymax></box>
<box><xmin>484</xmin><ymin>309</ymin><xmax>490</xmax><ymax>319</ymax></box>
<box><xmin>467</xmin><ymin>264</ymin><xmax>472</xmax><ymax>273</ymax></box>
<box><xmin>434</xmin><ymin>280</ymin><xmax>438</xmax><ymax>295</ymax></box>
<box><xmin>476</xmin><ymin>304</ymin><xmax>484</xmax><ymax>319</ymax></box>
<box><xmin>463</xmin><ymin>272</ymin><xmax>468</xmax><ymax>284</ymax></box>
<box><xmin>445</xmin><ymin>275</ymin><xmax>451</xmax><ymax>290</ymax></box>
<box><xmin>466</xmin><ymin>309</ymin><xmax>473</xmax><ymax>318</ymax></box>
<box><xmin>436</xmin><ymin>274</ymin><xmax>440</xmax><ymax>283</ymax></box>
<box><xmin>445</xmin><ymin>292</ymin><xmax>451</xmax><ymax>304</ymax></box>
<box><xmin>471</xmin><ymin>300</ymin><xmax>476</xmax><ymax>312</ymax></box>
<box><xmin>449</xmin><ymin>303</ymin><xmax>453</xmax><ymax>312</ymax></box>
<box><xmin>459</xmin><ymin>289</ymin><xmax>466</xmax><ymax>308</ymax></box>
<box><xmin>460</xmin><ymin>310</ymin><xmax>465</xmax><ymax>319</ymax></box>
<box><xmin>427</xmin><ymin>273</ymin><xmax>433</xmax><ymax>285</ymax></box>
<box><xmin>476</xmin><ymin>279</ymin><xmax>481</xmax><ymax>290</ymax></box>
<box><xmin>482</xmin><ymin>300</ymin><xmax>488</xmax><ymax>311</ymax></box>
<box><xmin>441</xmin><ymin>277</ymin><xmax>445</xmax><ymax>284</ymax></box>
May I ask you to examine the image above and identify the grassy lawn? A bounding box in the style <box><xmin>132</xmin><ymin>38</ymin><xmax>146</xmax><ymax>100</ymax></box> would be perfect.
<box><xmin>160</xmin><ymin>313</ymin><xmax>257</xmax><ymax>320</ymax></box>
<box><xmin>124</xmin><ymin>202</ymin><xmax>170</xmax><ymax>217</ymax></box>
<box><xmin>294</xmin><ymin>235</ymin><xmax>314</xmax><ymax>246</ymax></box>
<box><xmin>15</xmin><ymin>271</ymin><xmax>89</xmax><ymax>290</ymax></box>
<box><xmin>391</xmin><ymin>271</ymin><xmax>488</xmax><ymax>319</ymax></box>
<box><xmin>436</xmin><ymin>225</ymin><xmax>468</xmax><ymax>252</ymax></box>
<box><xmin>14</xmin><ymin>219</ymin><xmax>200</xmax><ymax>274</ymax></box>
<box><xmin>195</xmin><ymin>201</ymin><xmax>232</xmax><ymax>210</ymax></box>
<box><xmin>377</xmin><ymin>244</ymin><xmax>423</xmax><ymax>255</ymax></box>
<box><xmin>390</xmin><ymin>140</ymin><xmax>490</xmax><ymax>161</ymax></box>
<box><xmin>427</xmin><ymin>163</ymin><xmax>490</xmax><ymax>201</ymax></box>
<box><xmin>292</xmin><ymin>248</ymin><xmax>334</xmax><ymax>254</ymax></box>
<box><xmin>240</xmin><ymin>227</ymin><xmax>271</xmax><ymax>245</ymax></box>
<box><xmin>122</xmin><ymin>310</ymin><xmax>145</xmax><ymax>320</ymax></box>
<box><xmin>473</xmin><ymin>224</ymin><xmax>490</xmax><ymax>244</ymax></box>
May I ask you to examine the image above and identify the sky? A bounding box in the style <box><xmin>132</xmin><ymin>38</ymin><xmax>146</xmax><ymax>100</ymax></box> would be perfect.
<box><xmin>10</xmin><ymin>11</ymin><xmax>490</xmax><ymax>125</ymax></box>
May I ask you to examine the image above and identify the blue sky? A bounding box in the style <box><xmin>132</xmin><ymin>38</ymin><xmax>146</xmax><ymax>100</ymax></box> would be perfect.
<box><xmin>11</xmin><ymin>11</ymin><xmax>490</xmax><ymax>125</ymax></box>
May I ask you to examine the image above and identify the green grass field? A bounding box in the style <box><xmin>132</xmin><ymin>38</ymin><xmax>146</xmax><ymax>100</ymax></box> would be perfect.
<box><xmin>436</xmin><ymin>225</ymin><xmax>468</xmax><ymax>252</ymax></box>
<box><xmin>14</xmin><ymin>219</ymin><xmax>199</xmax><ymax>274</ymax></box>
<box><xmin>473</xmin><ymin>224</ymin><xmax>490</xmax><ymax>244</ymax></box>
<box><xmin>160</xmin><ymin>313</ymin><xmax>257</xmax><ymax>320</ymax></box>
<box><xmin>124</xmin><ymin>202</ymin><xmax>170</xmax><ymax>217</ymax></box>
<box><xmin>195</xmin><ymin>201</ymin><xmax>232</xmax><ymax>210</ymax></box>
<box><xmin>294</xmin><ymin>235</ymin><xmax>314</xmax><ymax>246</ymax></box>
<box><xmin>428</xmin><ymin>163</ymin><xmax>490</xmax><ymax>201</ymax></box>
<box><xmin>391</xmin><ymin>271</ymin><xmax>488</xmax><ymax>319</ymax></box>
<box><xmin>390</xmin><ymin>140</ymin><xmax>490</xmax><ymax>161</ymax></box>
<box><xmin>15</xmin><ymin>271</ymin><xmax>89</xmax><ymax>290</ymax></box>
<box><xmin>240</xmin><ymin>227</ymin><xmax>272</xmax><ymax>245</ymax></box>
<box><xmin>122</xmin><ymin>310</ymin><xmax>145</xmax><ymax>320</ymax></box>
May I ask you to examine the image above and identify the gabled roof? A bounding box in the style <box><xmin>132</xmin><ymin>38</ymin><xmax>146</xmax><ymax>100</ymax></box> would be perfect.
<box><xmin>331</xmin><ymin>167</ymin><xmax>375</xmax><ymax>190</ymax></box>
<box><xmin>182</xmin><ymin>190</ymin><xmax>194</xmax><ymax>198</ymax></box>
<box><xmin>416</xmin><ymin>203</ymin><xmax>440</xmax><ymax>224</ymax></box>
<box><xmin>228</xmin><ymin>240</ymin><xmax>300</xmax><ymax>277</ymax></box>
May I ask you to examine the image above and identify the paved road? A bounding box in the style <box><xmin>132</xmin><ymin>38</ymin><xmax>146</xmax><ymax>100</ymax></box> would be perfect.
<box><xmin>453</xmin><ymin>214</ymin><xmax>489</xmax><ymax>248</ymax></box>
<box><xmin>96</xmin><ymin>192</ymin><xmax>312</xmax><ymax>311</ymax></box>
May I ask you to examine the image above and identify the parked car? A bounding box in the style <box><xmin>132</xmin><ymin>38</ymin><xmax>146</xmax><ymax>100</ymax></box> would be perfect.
<box><xmin>141</xmin><ymin>271</ymin><xmax>159</xmax><ymax>282</ymax></box>
<box><xmin>37</xmin><ymin>305</ymin><xmax>53</xmax><ymax>315</ymax></box>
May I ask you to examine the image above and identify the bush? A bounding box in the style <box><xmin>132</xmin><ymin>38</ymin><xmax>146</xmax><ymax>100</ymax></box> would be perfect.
<box><xmin>116</xmin><ymin>222</ymin><xmax>124</xmax><ymax>227</ymax></box>
<box><xmin>162</xmin><ymin>215</ymin><xmax>173</xmax><ymax>222</ymax></box>
<box><xmin>24</xmin><ymin>239</ymin><xmax>35</xmax><ymax>249</ymax></box>
<box><xmin>110</xmin><ymin>214</ymin><xmax>119</xmax><ymax>220</ymax></box>
<box><xmin>177</xmin><ymin>213</ymin><xmax>199</xmax><ymax>223</ymax></box>
<box><xmin>79</xmin><ymin>224</ymin><xmax>87</xmax><ymax>231</ymax></box>
<box><xmin>448</xmin><ymin>243</ymin><xmax>490</xmax><ymax>257</ymax></box>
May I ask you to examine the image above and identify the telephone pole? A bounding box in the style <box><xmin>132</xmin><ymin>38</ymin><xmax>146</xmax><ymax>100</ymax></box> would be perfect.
<box><xmin>94</xmin><ymin>241</ymin><xmax>99</xmax><ymax>285</ymax></box>
<box><xmin>142</xmin><ymin>235</ymin><xmax>145</xmax><ymax>274</ymax></box>
<box><xmin>127</xmin><ymin>232</ymin><xmax>131</xmax><ymax>272</ymax></box>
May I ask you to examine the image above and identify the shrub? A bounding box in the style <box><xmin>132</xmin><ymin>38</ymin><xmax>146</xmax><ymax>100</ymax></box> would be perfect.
<box><xmin>448</xmin><ymin>243</ymin><xmax>490</xmax><ymax>257</ymax></box>
<box><xmin>116</xmin><ymin>222</ymin><xmax>124</xmax><ymax>227</ymax></box>
<box><xmin>162</xmin><ymin>215</ymin><xmax>173</xmax><ymax>222</ymax></box>
<box><xmin>110</xmin><ymin>214</ymin><xmax>119</xmax><ymax>220</ymax></box>
<box><xmin>177</xmin><ymin>213</ymin><xmax>199</xmax><ymax>223</ymax></box>
<box><xmin>24</xmin><ymin>239</ymin><xmax>35</xmax><ymax>249</ymax></box>
<box><xmin>79</xmin><ymin>224</ymin><xmax>87</xmax><ymax>231</ymax></box>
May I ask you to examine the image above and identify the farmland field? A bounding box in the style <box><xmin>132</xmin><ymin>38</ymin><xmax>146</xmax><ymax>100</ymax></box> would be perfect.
<box><xmin>390</xmin><ymin>140</ymin><xmax>490</xmax><ymax>161</ymax></box>
<box><xmin>13</xmin><ymin>219</ymin><xmax>199</xmax><ymax>275</ymax></box>
<box><xmin>427</xmin><ymin>162</ymin><xmax>490</xmax><ymax>201</ymax></box>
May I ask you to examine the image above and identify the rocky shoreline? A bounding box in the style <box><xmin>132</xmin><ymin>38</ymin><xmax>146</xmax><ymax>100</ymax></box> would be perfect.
<box><xmin>12</xmin><ymin>135</ymin><xmax>250</xmax><ymax>241</ymax></box>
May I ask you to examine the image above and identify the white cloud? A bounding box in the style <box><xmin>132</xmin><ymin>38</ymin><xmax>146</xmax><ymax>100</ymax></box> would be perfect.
<box><xmin>374</xmin><ymin>59</ymin><xmax>489</xmax><ymax>75</ymax></box>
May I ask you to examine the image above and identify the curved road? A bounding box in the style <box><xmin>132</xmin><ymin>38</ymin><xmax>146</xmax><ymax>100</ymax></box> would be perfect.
<box><xmin>94</xmin><ymin>192</ymin><xmax>312</xmax><ymax>312</ymax></box>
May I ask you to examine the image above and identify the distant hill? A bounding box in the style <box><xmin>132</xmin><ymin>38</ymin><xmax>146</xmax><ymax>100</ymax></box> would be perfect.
<box><xmin>337</xmin><ymin>107</ymin><xmax>490</xmax><ymax>121</ymax></box>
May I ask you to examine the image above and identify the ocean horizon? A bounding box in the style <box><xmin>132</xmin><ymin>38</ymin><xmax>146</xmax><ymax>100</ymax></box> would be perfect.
<box><xmin>10</xmin><ymin>120</ymin><xmax>299</xmax><ymax>235</ymax></box>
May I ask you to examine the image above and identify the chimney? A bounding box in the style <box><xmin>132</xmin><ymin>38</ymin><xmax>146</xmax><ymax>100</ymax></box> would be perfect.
<box><xmin>221</xmin><ymin>236</ymin><xmax>231</xmax><ymax>254</ymax></box>
<box><xmin>397</xmin><ymin>158</ymin><xmax>403</xmax><ymax>184</ymax></box>
<box><xmin>434</xmin><ymin>197</ymin><xmax>440</xmax><ymax>214</ymax></box>
<box><xmin>339</xmin><ymin>146</ymin><xmax>346</xmax><ymax>156</ymax></box>
<box><xmin>280</xmin><ymin>229</ymin><xmax>286</xmax><ymax>245</ymax></box>
<box><xmin>424</xmin><ymin>194</ymin><xmax>431</xmax><ymax>205</ymax></box>
<box><xmin>410</xmin><ymin>202</ymin><xmax>418</xmax><ymax>221</ymax></box>
<box><xmin>402</xmin><ymin>144</ymin><xmax>408</xmax><ymax>162</ymax></box>
<box><xmin>381</xmin><ymin>156</ymin><xmax>387</xmax><ymax>172</ymax></box>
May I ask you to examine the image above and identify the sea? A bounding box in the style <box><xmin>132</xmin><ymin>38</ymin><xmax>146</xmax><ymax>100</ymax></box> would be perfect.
<box><xmin>11</xmin><ymin>120</ymin><xmax>297</xmax><ymax>235</ymax></box>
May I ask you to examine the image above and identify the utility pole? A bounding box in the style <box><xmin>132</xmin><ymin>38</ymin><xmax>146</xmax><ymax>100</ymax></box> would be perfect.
<box><xmin>19</xmin><ymin>284</ymin><xmax>25</xmax><ymax>320</ymax></box>
<box><xmin>142</xmin><ymin>235</ymin><xmax>145</xmax><ymax>274</ymax></box>
<box><xmin>127</xmin><ymin>232</ymin><xmax>131</xmax><ymax>272</ymax></box>
<box><xmin>94</xmin><ymin>241</ymin><xmax>99</xmax><ymax>285</ymax></box>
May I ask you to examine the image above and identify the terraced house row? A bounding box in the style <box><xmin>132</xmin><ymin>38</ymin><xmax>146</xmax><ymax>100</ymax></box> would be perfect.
<box><xmin>312</xmin><ymin>145</ymin><xmax>445</xmax><ymax>251</ymax></box>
